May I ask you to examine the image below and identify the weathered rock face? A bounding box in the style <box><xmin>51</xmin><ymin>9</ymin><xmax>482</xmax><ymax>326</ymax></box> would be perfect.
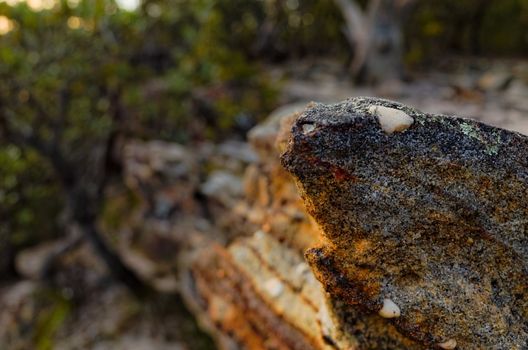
<box><xmin>281</xmin><ymin>97</ymin><xmax>528</xmax><ymax>349</ymax></box>
<box><xmin>191</xmin><ymin>231</ymin><xmax>427</xmax><ymax>350</ymax></box>
<box><xmin>188</xmin><ymin>103</ymin><xmax>429</xmax><ymax>349</ymax></box>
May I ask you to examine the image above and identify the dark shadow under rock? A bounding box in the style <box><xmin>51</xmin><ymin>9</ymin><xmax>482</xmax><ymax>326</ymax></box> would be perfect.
<box><xmin>281</xmin><ymin>97</ymin><xmax>528</xmax><ymax>349</ymax></box>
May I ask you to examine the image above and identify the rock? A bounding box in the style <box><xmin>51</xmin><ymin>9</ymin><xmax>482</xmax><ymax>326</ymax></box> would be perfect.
<box><xmin>217</xmin><ymin>140</ymin><xmax>259</xmax><ymax>166</ymax></box>
<box><xmin>505</xmin><ymin>80</ymin><xmax>528</xmax><ymax>113</ymax></box>
<box><xmin>89</xmin><ymin>337</ymin><xmax>184</xmax><ymax>350</ymax></box>
<box><xmin>15</xmin><ymin>240</ymin><xmax>66</xmax><ymax>279</ymax></box>
<box><xmin>190</xmin><ymin>231</ymin><xmax>422</xmax><ymax>350</ymax></box>
<box><xmin>123</xmin><ymin>139</ymin><xmax>201</xmax><ymax>220</ymax></box>
<box><xmin>203</xmin><ymin>140</ymin><xmax>259</xmax><ymax>175</ymax></box>
<box><xmin>242</xmin><ymin>103</ymin><xmax>323</xmax><ymax>251</ymax></box>
<box><xmin>124</xmin><ymin>140</ymin><xmax>191</xmax><ymax>181</ymax></box>
<box><xmin>281</xmin><ymin>97</ymin><xmax>528</xmax><ymax>349</ymax></box>
<box><xmin>189</xmin><ymin>103</ymin><xmax>427</xmax><ymax>349</ymax></box>
<box><xmin>477</xmin><ymin>70</ymin><xmax>513</xmax><ymax>91</ymax></box>
<box><xmin>52</xmin><ymin>285</ymin><xmax>188</xmax><ymax>350</ymax></box>
<box><xmin>119</xmin><ymin>139</ymin><xmax>210</xmax><ymax>288</ymax></box>
<box><xmin>200</xmin><ymin>170</ymin><xmax>243</xmax><ymax>207</ymax></box>
<box><xmin>0</xmin><ymin>281</ymin><xmax>38</xmax><ymax>349</ymax></box>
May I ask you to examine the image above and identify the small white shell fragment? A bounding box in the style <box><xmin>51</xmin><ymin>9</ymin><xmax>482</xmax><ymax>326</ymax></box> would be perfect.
<box><xmin>302</xmin><ymin>123</ymin><xmax>316</xmax><ymax>134</ymax></box>
<box><xmin>437</xmin><ymin>339</ymin><xmax>457</xmax><ymax>349</ymax></box>
<box><xmin>368</xmin><ymin>105</ymin><xmax>414</xmax><ymax>134</ymax></box>
<box><xmin>264</xmin><ymin>278</ymin><xmax>284</xmax><ymax>298</ymax></box>
<box><xmin>378</xmin><ymin>298</ymin><xmax>401</xmax><ymax>318</ymax></box>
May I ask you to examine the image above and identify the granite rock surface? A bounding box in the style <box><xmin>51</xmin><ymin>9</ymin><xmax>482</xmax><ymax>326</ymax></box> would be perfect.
<box><xmin>188</xmin><ymin>102</ymin><xmax>425</xmax><ymax>349</ymax></box>
<box><xmin>281</xmin><ymin>97</ymin><xmax>528</xmax><ymax>349</ymax></box>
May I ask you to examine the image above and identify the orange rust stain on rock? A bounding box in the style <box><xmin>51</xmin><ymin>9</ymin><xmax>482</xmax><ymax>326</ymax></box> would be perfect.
<box><xmin>332</xmin><ymin>166</ymin><xmax>358</xmax><ymax>182</ymax></box>
<box><xmin>305</xmin><ymin>155</ymin><xmax>358</xmax><ymax>182</ymax></box>
<box><xmin>307</xmin><ymin>247</ymin><xmax>383</xmax><ymax>305</ymax></box>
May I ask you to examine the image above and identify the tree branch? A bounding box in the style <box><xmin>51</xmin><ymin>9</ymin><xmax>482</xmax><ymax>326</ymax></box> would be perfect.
<box><xmin>333</xmin><ymin>0</ymin><xmax>370</xmax><ymax>76</ymax></box>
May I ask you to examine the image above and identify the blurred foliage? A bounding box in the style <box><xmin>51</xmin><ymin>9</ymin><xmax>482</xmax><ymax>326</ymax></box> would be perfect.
<box><xmin>405</xmin><ymin>0</ymin><xmax>528</xmax><ymax>65</ymax></box>
<box><xmin>205</xmin><ymin>0</ymin><xmax>347</xmax><ymax>59</ymax></box>
<box><xmin>0</xmin><ymin>146</ymin><xmax>61</xmax><ymax>244</ymax></box>
<box><xmin>0</xmin><ymin>145</ymin><xmax>62</xmax><ymax>277</ymax></box>
<box><xmin>0</xmin><ymin>0</ymin><xmax>282</xmax><ymax>266</ymax></box>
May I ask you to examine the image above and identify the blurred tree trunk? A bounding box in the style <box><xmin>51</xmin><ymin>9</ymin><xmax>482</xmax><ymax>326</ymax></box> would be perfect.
<box><xmin>335</xmin><ymin>0</ymin><xmax>416</xmax><ymax>84</ymax></box>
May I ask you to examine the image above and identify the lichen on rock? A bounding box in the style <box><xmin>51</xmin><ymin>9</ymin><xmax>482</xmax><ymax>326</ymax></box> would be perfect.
<box><xmin>281</xmin><ymin>97</ymin><xmax>528</xmax><ymax>349</ymax></box>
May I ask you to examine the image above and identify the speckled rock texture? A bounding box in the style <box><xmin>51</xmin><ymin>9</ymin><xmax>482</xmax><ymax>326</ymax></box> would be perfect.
<box><xmin>281</xmin><ymin>97</ymin><xmax>528</xmax><ymax>349</ymax></box>
<box><xmin>188</xmin><ymin>103</ymin><xmax>427</xmax><ymax>349</ymax></box>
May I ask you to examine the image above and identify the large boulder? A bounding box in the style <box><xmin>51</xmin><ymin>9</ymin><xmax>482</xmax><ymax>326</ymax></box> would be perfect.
<box><xmin>281</xmin><ymin>97</ymin><xmax>528</xmax><ymax>349</ymax></box>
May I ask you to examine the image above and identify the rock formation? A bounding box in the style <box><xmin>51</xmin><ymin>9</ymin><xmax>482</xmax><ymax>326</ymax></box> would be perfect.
<box><xmin>281</xmin><ymin>97</ymin><xmax>528</xmax><ymax>349</ymax></box>
<box><xmin>189</xmin><ymin>103</ymin><xmax>425</xmax><ymax>349</ymax></box>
